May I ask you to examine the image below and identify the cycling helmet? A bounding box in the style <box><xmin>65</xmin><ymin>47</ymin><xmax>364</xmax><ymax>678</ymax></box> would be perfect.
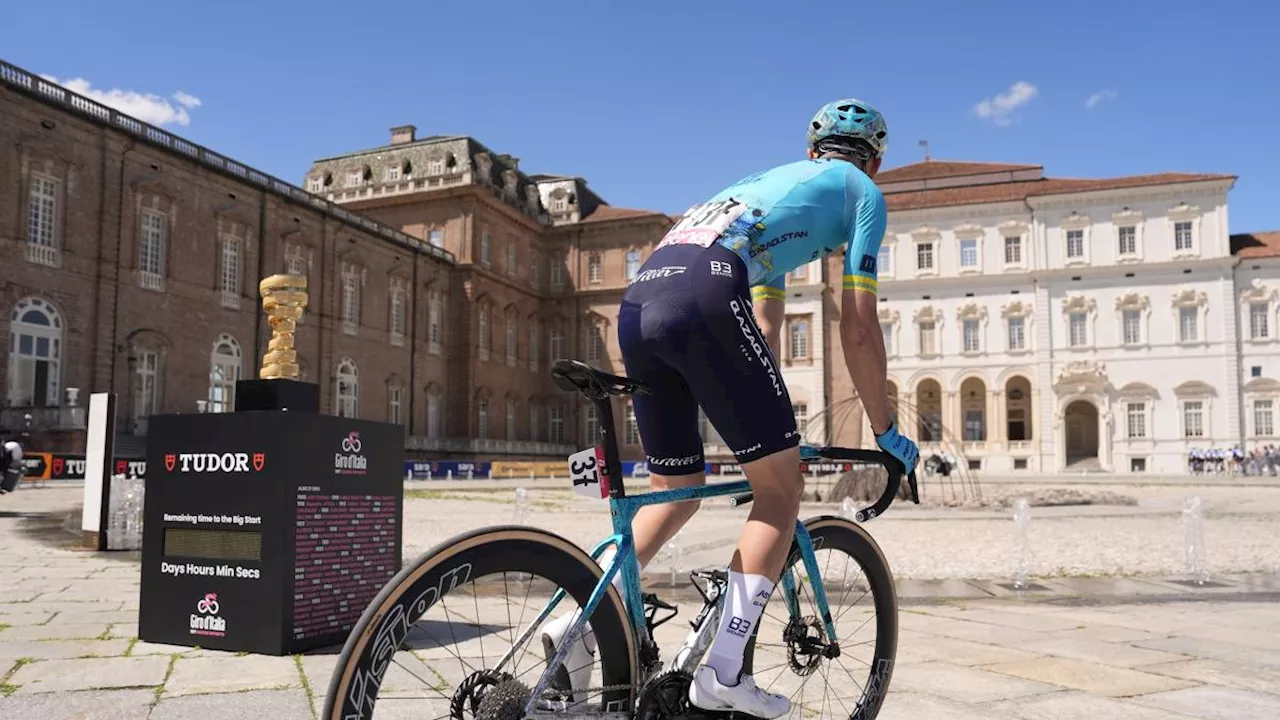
<box><xmin>807</xmin><ymin>98</ymin><xmax>888</xmax><ymax>158</ymax></box>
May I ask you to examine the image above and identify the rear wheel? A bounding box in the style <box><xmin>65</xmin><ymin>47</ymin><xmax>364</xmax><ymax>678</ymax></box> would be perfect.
<box><xmin>323</xmin><ymin>525</ymin><xmax>637</xmax><ymax>720</ymax></box>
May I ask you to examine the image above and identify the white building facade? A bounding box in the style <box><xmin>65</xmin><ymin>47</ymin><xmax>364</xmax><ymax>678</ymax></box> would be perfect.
<box><xmin>832</xmin><ymin>160</ymin><xmax>1280</xmax><ymax>474</ymax></box>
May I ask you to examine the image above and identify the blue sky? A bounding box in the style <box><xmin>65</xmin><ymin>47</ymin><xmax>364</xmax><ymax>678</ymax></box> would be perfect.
<box><xmin>4</xmin><ymin>0</ymin><xmax>1277</xmax><ymax>231</ymax></box>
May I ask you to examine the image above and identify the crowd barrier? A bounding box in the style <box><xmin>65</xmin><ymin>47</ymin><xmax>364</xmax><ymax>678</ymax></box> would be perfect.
<box><xmin>402</xmin><ymin>459</ymin><xmax>863</xmax><ymax>479</ymax></box>
<box><xmin>20</xmin><ymin>452</ymin><xmax>147</xmax><ymax>480</ymax></box>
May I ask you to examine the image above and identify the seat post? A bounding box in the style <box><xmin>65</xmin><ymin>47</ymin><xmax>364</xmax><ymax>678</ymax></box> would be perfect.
<box><xmin>591</xmin><ymin>395</ymin><xmax>627</xmax><ymax>500</ymax></box>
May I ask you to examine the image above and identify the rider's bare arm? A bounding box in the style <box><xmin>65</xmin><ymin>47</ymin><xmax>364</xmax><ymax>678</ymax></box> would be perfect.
<box><xmin>751</xmin><ymin>277</ymin><xmax>787</xmax><ymax>361</ymax></box>
<box><xmin>752</xmin><ymin>296</ymin><xmax>785</xmax><ymax>361</ymax></box>
<box><xmin>840</xmin><ymin>288</ymin><xmax>891</xmax><ymax>435</ymax></box>
<box><xmin>841</xmin><ymin>172</ymin><xmax>892</xmax><ymax>436</ymax></box>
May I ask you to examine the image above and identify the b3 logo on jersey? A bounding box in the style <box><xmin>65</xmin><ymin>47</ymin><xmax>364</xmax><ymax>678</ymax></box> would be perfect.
<box><xmin>859</xmin><ymin>254</ymin><xmax>877</xmax><ymax>274</ymax></box>
<box><xmin>709</xmin><ymin>260</ymin><xmax>733</xmax><ymax>278</ymax></box>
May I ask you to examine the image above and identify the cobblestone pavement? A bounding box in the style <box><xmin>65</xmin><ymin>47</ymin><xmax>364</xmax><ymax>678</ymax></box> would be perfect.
<box><xmin>2</xmin><ymin>485</ymin><xmax>1279</xmax><ymax>718</ymax></box>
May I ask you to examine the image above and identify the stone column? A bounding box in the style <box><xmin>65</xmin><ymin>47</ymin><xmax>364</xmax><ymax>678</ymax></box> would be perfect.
<box><xmin>989</xmin><ymin>389</ymin><xmax>1003</xmax><ymax>450</ymax></box>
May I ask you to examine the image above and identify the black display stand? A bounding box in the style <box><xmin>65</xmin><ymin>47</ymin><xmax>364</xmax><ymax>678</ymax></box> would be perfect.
<box><xmin>138</xmin><ymin>380</ymin><xmax>404</xmax><ymax>655</ymax></box>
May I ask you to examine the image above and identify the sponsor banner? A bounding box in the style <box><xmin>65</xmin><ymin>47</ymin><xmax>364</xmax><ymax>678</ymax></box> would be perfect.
<box><xmin>20</xmin><ymin>453</ymin><xmax>147</xmax><ymax>480</ymax></box>
<box><xmin>403</xmin><ymin>460</ymin><xmax>492</xmax><ymax>479</ymax></box>
<box><xmin>490</xmin><ymin>460</ymin><xmax>564</xmax><ymax>478</ymax></box>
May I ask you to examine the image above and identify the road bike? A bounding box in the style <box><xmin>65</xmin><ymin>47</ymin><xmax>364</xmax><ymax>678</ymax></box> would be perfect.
<box><xmin>323</xmin><ymin>359</ymin><xmax>918</xmax><ymax>720</ymax></box>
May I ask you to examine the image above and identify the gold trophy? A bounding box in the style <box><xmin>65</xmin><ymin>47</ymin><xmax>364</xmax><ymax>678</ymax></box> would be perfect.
<box><xmin>258</xmin><ymin>274</ymin><xmax>309</xmax><ymax>380</ymax></box>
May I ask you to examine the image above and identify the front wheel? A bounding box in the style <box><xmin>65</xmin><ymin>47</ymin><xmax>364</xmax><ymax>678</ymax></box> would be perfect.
<box><xmin>322</xmin><ymin>525</ymin><xmax>638</xmax><ymax>720</ymax></box>
<box><xmin>743</xmin><ymin>515</ymin><xmax>899</xmax><ymax>720</ymax></box>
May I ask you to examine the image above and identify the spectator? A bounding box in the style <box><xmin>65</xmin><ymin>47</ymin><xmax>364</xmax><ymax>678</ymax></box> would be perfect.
<box><xmin>1</xmin><ymin>434</ymin><xmax>22</xmax><ymax>494</ymax></box>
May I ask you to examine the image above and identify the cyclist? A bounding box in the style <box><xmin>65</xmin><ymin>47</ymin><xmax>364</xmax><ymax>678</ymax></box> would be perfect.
<box><xmin>543</xmin><ymin>98</ymin><xmax>920</xmax><ymax>717</ymax></box>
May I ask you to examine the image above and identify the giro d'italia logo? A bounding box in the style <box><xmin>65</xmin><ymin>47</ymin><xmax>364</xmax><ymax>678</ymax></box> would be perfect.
<box><xmin>335</xmin><ymin>431</ymin><xmax>368</xmax><ymax>476</ymax></box>
<box><xmin>190</xmin><ymin>592</ymin><xmax>226</xmax><ymax>637</ymax></box>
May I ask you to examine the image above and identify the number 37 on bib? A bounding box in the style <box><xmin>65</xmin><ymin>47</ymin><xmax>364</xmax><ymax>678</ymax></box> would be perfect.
<box><xmin>567</xmin><ymin>446</ymin><xmax>610</xmax><ymax>500</ymax></box>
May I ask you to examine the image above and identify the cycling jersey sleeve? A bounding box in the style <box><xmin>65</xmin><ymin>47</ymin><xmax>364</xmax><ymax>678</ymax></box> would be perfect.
<box><xmin>750</xmin><ymin>275</ymin><xmax>786</xmax><ymax>301</ymax></box>
<box><xmin>841</xmin><ymin>171</ymin><xmax>887</xmax><ymax>295</ymax></box>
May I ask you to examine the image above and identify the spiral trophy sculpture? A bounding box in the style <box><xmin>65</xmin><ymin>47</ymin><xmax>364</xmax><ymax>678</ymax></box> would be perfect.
<box><xmin>258</xmin><ymin>274</ymin><xmax>308</xmax><ymax>380</ymax></box>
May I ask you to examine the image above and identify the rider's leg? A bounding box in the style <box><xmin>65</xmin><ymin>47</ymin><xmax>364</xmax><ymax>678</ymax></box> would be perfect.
<box><xmin>702</xmin><ymin>445</ymin><xmax>803</xmax><ymax>685</ymax></box>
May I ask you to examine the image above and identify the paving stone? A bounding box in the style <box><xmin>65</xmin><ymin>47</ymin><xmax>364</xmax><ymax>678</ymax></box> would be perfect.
<box><xmin>127</xmin><ymin>640</ymin><xmax>204</xmax><ymax>657</ymax></box>
<box><xmin>891</xmin><ymin>661</ymin><xmax>1059</xmax><ymax>703</ymax></box>
<box><xmin>986</xmin><ymin>689</ymin><xmax>1202</xmax><ymax>719</ymax></box>
<box><xmin>0</xmin><ymin>609</ymin><xmax>55</xmax><ymax>626</ymax></box>
<box><xmin>910</xmin><ymin>616</ymin><xmax>1049</xmax><ymax>645</ymax></box>
<box><xmin>1143</xmin><ymin>658</ymin><xmax>1280</xmax><ymax>693</ymax></box>
<box><xmin>12</xmin><ymin>578</ymin><xmax>74</xmax><ymax>592</ymax></box>
<box><xmin>1046</xmin><ymin>624</ymin><xmax>1165</xmax><ymax>645</ymax></box>
<box><xmin>0</xmin><ymin>638</ymin><xmax>132</xmax><ymax>661</ymax></box>
<box><xmin>1134</xmin><ymin>635</ymin><xmax>1280</xmax><ymax>669</ymax></box>
<box><xmin>1132</xmin><ymin>686</ymin><xmax>1280</xmax><ymax>719</ymax></box>
<box><xmin>0</xmin><ymin>622</ymin><xmax>112</xmax><ymax>642</ymax></box>
<box><xmin>108</xmin><ymin>622</ymin><xmax>139</xmax><ymax>639</ymax></box>
<box><xmin>0</xmin><ymin>688</ymin><xmax>156</xmax><ymax>719</ymax></box>
<box><xmin>65</xmin><ymin>609</ymin><xmax>139</xmax><ymax>625</ymax></box>
<box><xmin>0</xmin><ymin>588</ymin><xmax>41</xmax><ymax>602</ymax></box>
<box><xmin>150</xmin><ymin>689</ymin><xmax>313</xmax><ymax>720</ymax></box>
<box><xmin>984</xmin><ymin>656</ymin><xmax>1199</xmax><ymax>697</ymax></box>
<box><xmin>13</xmin><ymin>565</ymin><xmax>103</xmax><ymax>579</ymax></box>
<box><xmin>11</xmin><ymin>600</ymin><xmax>124</xmax><ymax>614</ymax></box>
<box><xmin>896</xmin><ymin>635</ymin><xmax>1045</xmax><ymax>666</ymax></box>
<box><xmin>933</xmin><ymin>607</ymin><xmax>1085</xmax><ymax>633</ymax></box>
<box><xmin>162</xmin><ymin>654</ymin><xmax>302</xmax><ymax>696</ymax></box>
<box><xmin>7</xmin><ymin>655</ymin><xmax>170</xmax><ymax>694</ymax></box>
<box><xmin>896</xmin><ymin>578</ymin><xmax>994</xmax><ymax>599</ymax></box>
<box><xmin>1012</xmin><ymin>635</ymin><xmax>1191</xmax><ymax>668</ymax></box>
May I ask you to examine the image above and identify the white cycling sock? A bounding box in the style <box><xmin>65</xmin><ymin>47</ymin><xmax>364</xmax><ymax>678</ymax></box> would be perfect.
<box><xmin>705</xmin><ymin>571</ymin><xmax>774</xmax><ymax>686</ymax></box>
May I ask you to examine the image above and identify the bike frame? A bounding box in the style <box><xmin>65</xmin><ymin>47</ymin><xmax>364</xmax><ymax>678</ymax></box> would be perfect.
<box><xmin>515</xmin><ymin>395</ymin><xmax>839</xmax><ymax>716</ymax></box>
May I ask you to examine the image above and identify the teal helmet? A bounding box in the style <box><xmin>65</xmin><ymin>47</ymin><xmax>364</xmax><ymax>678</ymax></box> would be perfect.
<box><xmin>806</xmin><ymin>98</ymin><xmax>888</xmax><ymax>159</ymax></box>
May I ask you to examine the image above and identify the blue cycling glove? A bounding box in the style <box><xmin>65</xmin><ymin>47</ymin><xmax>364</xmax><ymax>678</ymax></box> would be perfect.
<box><xmin>874</xmin><ymin>422</ymin><xmax>920</xmax><ymax>475</ymax></box>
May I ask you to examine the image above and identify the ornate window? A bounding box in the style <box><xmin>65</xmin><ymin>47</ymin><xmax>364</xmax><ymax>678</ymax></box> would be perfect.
<box><xmin>1244</xmin><ymin>378</ymin><xmax>1280</xmax><ymax>440</ymax></box>
<box><xmin>1061</xmin><ymin>295</ymin><xmax>1097</xmax><ymax>349</ymax></box>
<box><xmin>26</xmin><ymin>173</ymin><xmax>61</xmax><ymax>267</ymax></box>
<box><xmin>478</xmin><ymin>303</ymin><xmax>491</xmax><ymax>361</ymax></box>
<box><xmin>1174</xmin><ymin>381</ymin><xmax>1214</xmax><ymax>440</ymax></box>
<box><xmin>138</xmin><ymin>209</ymin><xmax>167</xmax><ymax>291</ymax></box>
<box><xmin>480</xmin><ymin>231</ymin><xmax>492</xmax><ymax>266</ymax></box>
<box><xmin>910</xmin><ymin>227</ymin><xmax>939</xmax><ymax>277</ymax></box>
<box><xmin>956</xmin><ymin>302</ymin><xmax>988</xmax><ymax>355</ymax></box>
<box><xmin>340</xmin><ymin>262</ymin><xmax>364</xmax><ymax>335</ymax></box>
<box><xmin>388</xmin><ymin>276</ymin><xmax>407</xmax><ymax>346</ymax></box>
<box><xmin>1241</xmin><ymin>279</ymin><xmax>1277</xmax><ymax>343</ymax></box>
<box><xmin>1061</xmin><ymin>212</ymin><xmax>1091</xmax><ymax>266</ymax></box>
<box><xmin>955</xmin><ymin>225</ymin><xmax>983</xmax><ymax>274</ymax></box>
<box><xmin>1171</xmin><ymin>289</ymin><xmax>1208</xmax><ymax>345</ymax></box>
<box><xmin>877</xmin><ymin>240</ymin><xmax>895</xmax><ymax>279</ymax></box>
<box><xmin>878</xmin><ymin>307</ymin><xmax>900</xmax><ymax>358</ymax></box>
<box><xmin>1111</xmin><ymin>209</ymin><xmax>1143</xmax><ymax>263</ymax></box>
<box><xmin>505</xmin><ymin>307</ymin><xmax>519</xmax><ymax>366</ymax></box>
<box><xmin>1000</xmin><ymin>300</ymin><xmax>1032</xmax><ymax>354</ymax></box>
<box><xmin>1114</xmin><ymin>292</ymin><xmax>1151</xmax><ymax>348</ymax></box>
<box><xmin>588</xmin><ymin>253</ymin><xmax>603</xmax><ymax>284</ymax></box>
<box><xmin>1168</xmin><ymin>203</ymin><xmax>1200</xmax><ymax>257</ymax></box>
<box><xmin>1118</xmin><ymin>383</ymin><xmax>1156</xmax><ymax>440</ymax></box>
<box><xmin>913</xmin><ymin>306</ymin><xmax>942</xmax><ymax>357</ymax></box>
<box><xmin>625</xmin><ymin>250</ymin><xmax>642</xmax><ymax>280</ymax></box>
<box><xmin>998</xmin><ymin>220</ymin><xmax>1030</xmax><ymax>271</ymax></box>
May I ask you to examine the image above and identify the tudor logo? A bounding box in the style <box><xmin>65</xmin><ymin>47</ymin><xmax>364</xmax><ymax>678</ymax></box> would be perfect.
<box><xmin>52</xmin><ymin>457</ymin><xmax>64</xmax><ymax>476</ymax></box>
<box><xmin>167</xmin><ymin>452</ymin><xmax>266</xmax><ymax>473</ymax></box>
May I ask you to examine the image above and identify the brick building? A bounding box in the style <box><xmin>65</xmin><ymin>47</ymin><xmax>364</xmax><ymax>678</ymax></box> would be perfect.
<box><xmin>0</xmin><ymin>58</ymin><xmax>675</xmax><ymax>462</ymax></box>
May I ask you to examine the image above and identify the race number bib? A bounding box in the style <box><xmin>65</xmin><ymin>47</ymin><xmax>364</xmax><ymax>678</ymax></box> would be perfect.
<box><xmin>567</xmin><ymin>446</ymin><xmax>610</xmax><ymax>500</ymax></box>
<box><xmin>657</xmin><ymin>199</ymin><xmax>749</xmax><ymax>249</ymax></box>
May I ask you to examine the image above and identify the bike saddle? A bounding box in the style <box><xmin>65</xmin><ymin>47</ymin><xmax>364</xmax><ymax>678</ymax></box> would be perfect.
<box><xmin>551</xmin><ymin>359</ymin><xmax>652</xmax><ymax>398</ymax></box>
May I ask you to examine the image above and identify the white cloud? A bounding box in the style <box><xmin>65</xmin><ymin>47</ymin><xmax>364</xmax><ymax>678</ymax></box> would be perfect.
<box><xmin>1085</xmin><ymin>89</ymin><xmax>1117</xmax><ymax>109</ymax></box>
<box><xmin>40</xmin><ymin>75</ymin><xmax>202</xmax><ymax>127</ymax></box>
<box><xmin>974</xmin><ymin>81</ymin><xmax>1038</xmax><ymax>127</ymax></box>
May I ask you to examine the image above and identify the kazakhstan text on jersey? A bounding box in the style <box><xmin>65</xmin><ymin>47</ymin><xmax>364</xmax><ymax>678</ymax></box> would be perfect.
<box><xmin>657</xmin><ymin>158</ymin><xmax>888</xmax><ymax>300</ymax></box>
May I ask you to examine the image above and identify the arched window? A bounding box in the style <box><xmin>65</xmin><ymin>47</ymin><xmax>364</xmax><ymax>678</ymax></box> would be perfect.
<box><xmin>8</xmin><ymin>297</ymin><xmax>63</xmax><ymax>406</ymax></box>
<box><xmin>336</xmin><ymin>357</ymin><xmax>359</xmax><ymax>418</ymax></box>
<box><xmin>208</xmin><ymin>334</ymin><xmax>242</xmax><ymax>413</ymax></box>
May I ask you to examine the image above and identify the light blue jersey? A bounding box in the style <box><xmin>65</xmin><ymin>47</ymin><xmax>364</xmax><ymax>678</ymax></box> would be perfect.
<box><xmin>655</xmin><ymin>158</ymin><xmax>887</xmax><ymax>300</ymax></box>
